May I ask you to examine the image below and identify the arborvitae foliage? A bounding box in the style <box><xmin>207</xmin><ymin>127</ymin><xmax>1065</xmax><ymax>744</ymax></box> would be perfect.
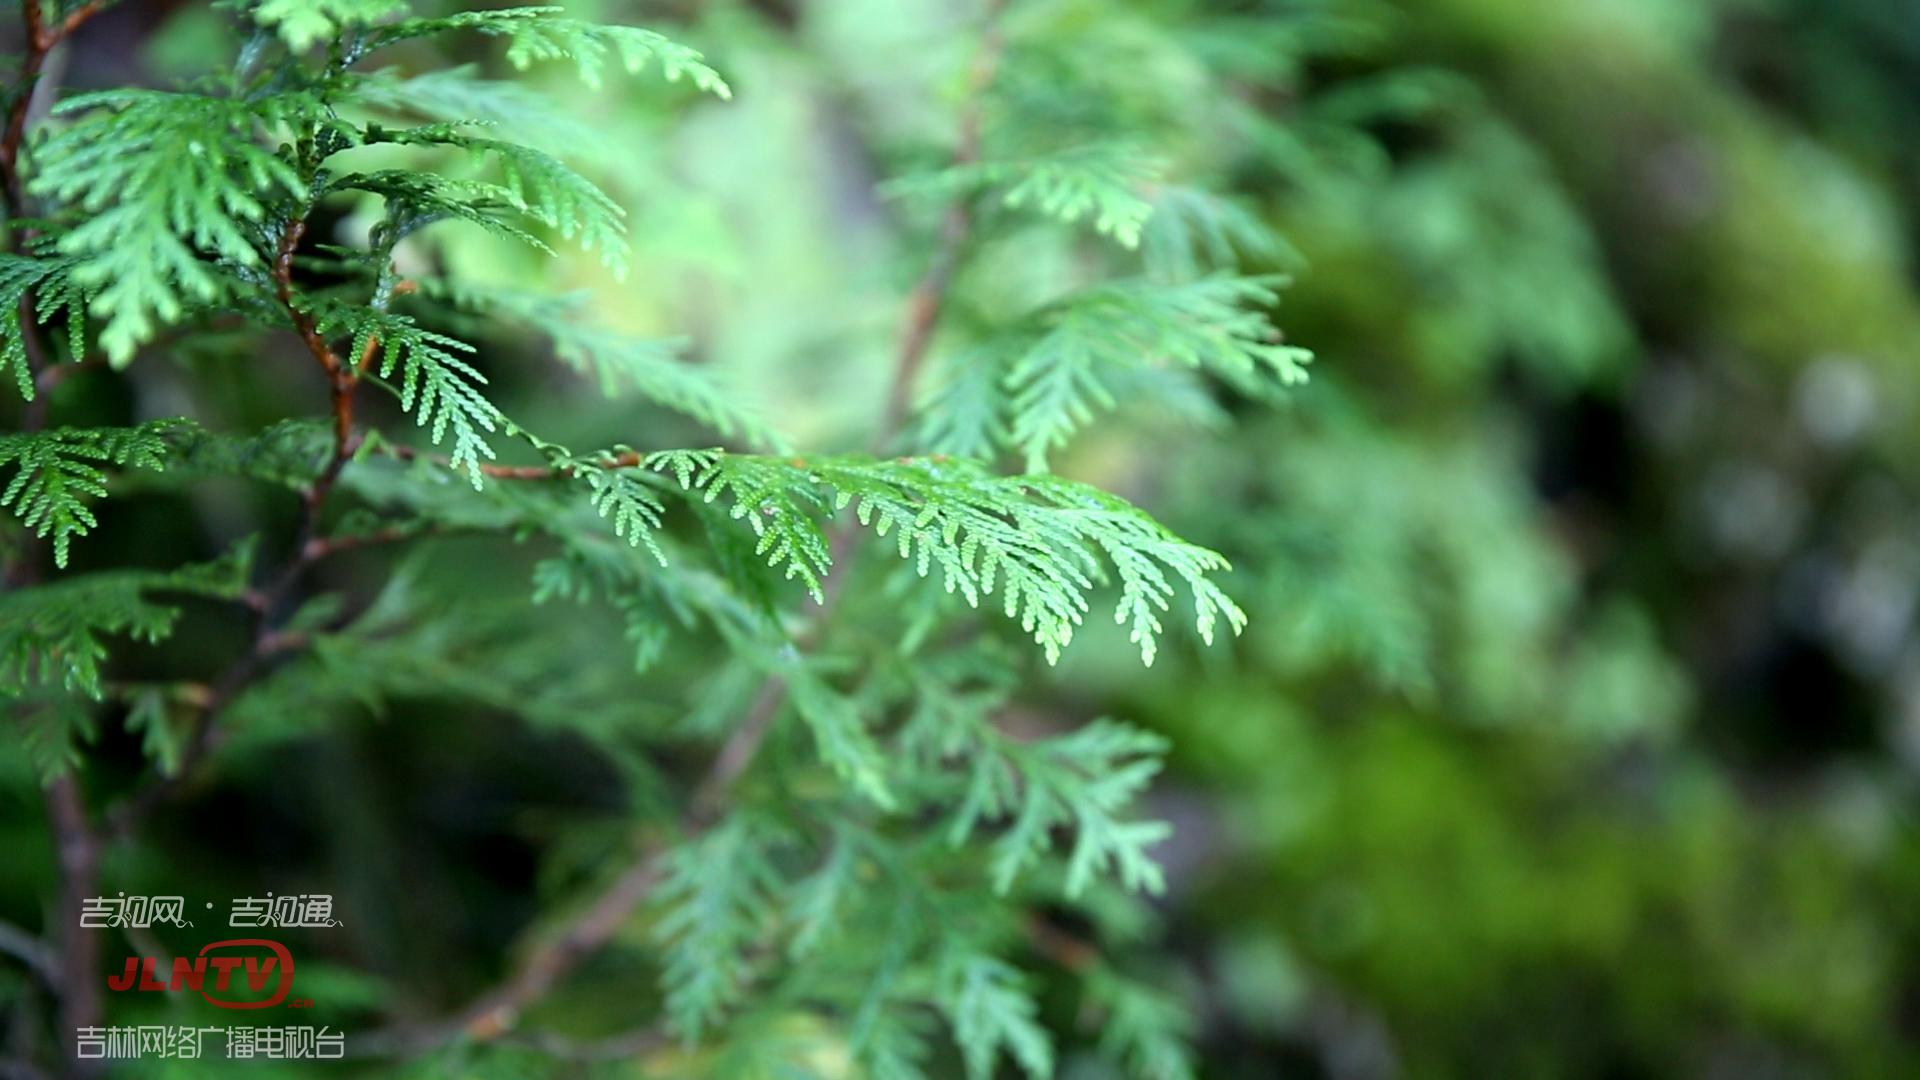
<box><xmin>1</xmin><ymin>1</ymin><xmax>1305</xmax><ymax>1076</ymax></box>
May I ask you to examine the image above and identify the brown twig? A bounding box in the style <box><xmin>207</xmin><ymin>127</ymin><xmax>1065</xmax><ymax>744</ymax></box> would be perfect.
<box><xmin>43</xmin><ymin>776</ymin><xmax>100</xmax><ymax>1073</ymax></box>
<box><xmin>300</xmin><ymin>522</ymin><xmax>441</xmax><ymax>561</ymax></box>
<box><xmin>30</xmin><ymin>355</ymin><xmax>100</xmax><ymax>394</ymax></box>
<box><xmin>1024</xmin><ymin>914</ymin><xmax>1099</xmax><ymax>974</ymax></box>
<box><xmin>107</xmin><ymin>217</ymin><xmax>376</xmax><ymax>839</ymax></box>
<box><xmin>876</xmin><ymin>0</ymin><xmax>1007</xmax><ymax>448</ymax></box>
<box><xmin>358</xmin><ymin>662</ymin><xmax>800</xmax><ymax>1056</ymax></box>
<box><xmin>5</xmin><ymin>3</ymin><xmax>58</xmax><ymax>215</ymax></box>
<box><xmin>382</xmin><ymin>441</ymin><xmax>644</xmax><ymax>480</ymax></box>
<box><xmin>495</xmin><ymin>1026</ymin><xmax>672</xmax><ymax>1062</ymax></box>
<box><xmin>106</xmin><ymin>623</ymin><xmax>272</xmax><ymax>840</ymax></box>
<box><xmin>449</xmin><ymin>853</ymin><xmax>668</xmax><ymax>1044</ymax></box>
<box><xmin>0</xmin><ymin>918</ymin><xmax>57</xmax><ymax>987</ymax></box>
<box><xmin>105</xmin><ymin>511</ymin><xmax>434</xmax><ymax>840</ymax></box>
<box><xmin>273</xmin><ymin>218</ymin><xmax>362</xmax><ymax>531</ymax></box>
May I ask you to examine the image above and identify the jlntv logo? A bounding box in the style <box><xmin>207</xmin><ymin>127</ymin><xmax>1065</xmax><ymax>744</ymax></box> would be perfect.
<box><xmin>106</xmin><ymin>939</ymin><xmax>296</xmax><ymax>1009</ymax></box>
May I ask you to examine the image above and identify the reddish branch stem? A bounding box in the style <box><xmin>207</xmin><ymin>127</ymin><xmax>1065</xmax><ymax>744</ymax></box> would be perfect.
<box><xmin>2</xmin><ymin>0</ymin><xmax>48</xmax><ymax>217</ymax></box>
<box><xmin>273</xmin><ymin>218</ymin><xmax>362</xmax><ymax>527</ymax></box>
<box><xmin>1</xmin><ymin>0</ymin><xmax>100</xmax><ymax>216</ymax></box>
<box><xmin>6</xmin><ymin>5</ymin><xmax>109</xmax><ymax>1068</ymax></box>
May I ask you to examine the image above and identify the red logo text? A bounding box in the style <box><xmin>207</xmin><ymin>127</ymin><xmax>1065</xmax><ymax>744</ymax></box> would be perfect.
<box><xmin>106</xmin><ymin>939</ymin><xmax>295</xmax><ymax>1009</ymax></box>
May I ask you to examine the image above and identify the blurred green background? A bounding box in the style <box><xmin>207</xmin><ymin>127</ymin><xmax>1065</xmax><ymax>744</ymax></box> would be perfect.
<box><xmin>11</xmin><ymin>0</ymin><xmax>1920</xmax><ymax>1076</ymax></box>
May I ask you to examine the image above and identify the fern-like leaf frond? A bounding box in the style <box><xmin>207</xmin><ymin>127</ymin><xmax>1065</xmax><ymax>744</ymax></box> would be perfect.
<box><xmin>0</xmin><ymin>543</ymin><xmax>254</xmax><ymax>700</ymax></box>
<box><xmin>1006</xmin><ymin>276</ymin><xmax>1311</xmax><ymax>471</ymax></box>
<box><xmin>644</xmin><ymin>452</ymin><xmax>1244</xmax><ymax>665</ymax></box>
<box><xmin>370</xmin><ymin>7</ymin><xmax>731</xmax><ymax>98</ymax></box>
<box><xmin>0</xmin><ymin>420</ymin><xmax>191</xmax><ymax>567</ymax></box>
<box><xmin>430</xmin><ymin>284</ymin><xmax>781</xmax><ymax>447</ymax></box>
<box><xmin>940</xmin><ymin>950</ymin><xmax>1053</xmax><ymax>1080</ymax></box>
<box><xmin>558</xmin><ymin>450</ymin><xmax>667</xmax><ymax>562</ymax></box>
<box><xmin>355</xmin><ymin>66</ymin><xmax>603</xmax><ymax>158</ymax></box>
<box><xmin>1141</xmin><ymin>185</ymin><xmax>1297</xmax><ymax>282</ymax></box>
<box><xmin>254</xmin><ymin>0</ymin><xmax>408</xmax><ymax>52</ymax></box>
<box><xmin>915</xmin><ymin>342</ymin><xmax>1011</xmax><ymax>460</ymax></box>
<box><xmin>30</xmin><ymin>91</ymin><xmax>306</xmax><ymax>363</ymax></box>
<box><xmin>889</xmin><ymin>144</ymin><xmax>1161</xmax><ymax>248</ymax></box>
<box><xmin>0</xmin><ymin>253</ymin><xmax>89</xmax><ymax>400</ymax></box>
<box><xmin>328</xmin><ymin>169</ymin><xmax>554</xmax><ymax>254</ymax></box>
<box><xmin>369</xmin><ymin>125</ymin><xmax>628</xmax><ymax>274</ymax></box>
<box><xmin>653</xmin><ymin>815</ymin><xmax>783</xmax><ymax>1041</ymax></box>
<box><xmin>950</xmin><ymin>719</ymin><xmax>1171</xmax><ymax>896</ymax></box>
<box><xmin>340</xmin><ymin>310</ymin><xmax>500</xmax><ymax>486</ymax></box>
<box><xmin>1086</xmin><ymin>966</ymin><xmax>1199</xmax><ymax>1080</ymax></box>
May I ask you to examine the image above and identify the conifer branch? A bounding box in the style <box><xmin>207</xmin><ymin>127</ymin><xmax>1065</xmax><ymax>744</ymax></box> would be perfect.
<box><xmin>604</xmin><ymin>4</ymin><xmax>1025</xmax><ymax>952</ymax></box>
<box><xmin>300</xmin><ymin>520</ymin><xmax>448</xmax><ymax>559</ymax></box>
<box><xmin>5</xmin><ymin>8</ymin><xmax>1257</xmax><ymax>1072</ymax></box>
<box><xmin>378</xmin><ymin>11</ymin><xmax>1025</xmax><ymax>1049</ymax></box>
<box><xmin>370</xmin><ymin>11</ymin><xmax>1131</xmax><ymax>1051</ymax></box>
